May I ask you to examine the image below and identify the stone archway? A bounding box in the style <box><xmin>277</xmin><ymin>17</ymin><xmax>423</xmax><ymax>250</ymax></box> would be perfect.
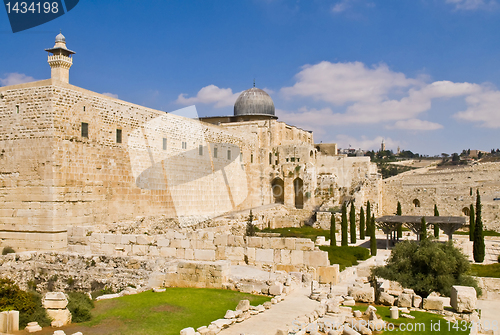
<box><xmin>294</xmin><ymin>178</ymin><xmax>304</xmax><ymax>209</ymax></box>
<box><xmin>271</xmin><ymin>178</ymin><xmax>285</xmax><ymax>204</ymax></box>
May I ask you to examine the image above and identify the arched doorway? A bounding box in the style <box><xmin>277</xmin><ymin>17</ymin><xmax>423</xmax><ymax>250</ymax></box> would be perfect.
<box><xmin>271</xmin><ymin>178</ymin><xmax>284</xmax><ymax>204</ymax></box>
<box><xmin>462</xmin><ymin>207</ymin><xmax>470</xmax><ymax>216</ymax></box>
<box><xmin>294</xmin><ymin>178</ymin><xmax>304</xmax><ymax>209</ymax></box>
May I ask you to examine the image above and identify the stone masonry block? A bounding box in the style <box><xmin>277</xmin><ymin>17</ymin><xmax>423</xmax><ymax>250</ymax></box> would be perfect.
<box><xmin>450</xmin><ymin>286</ymin><xmax>477</xmax><ymax>313</ymax></box>
<box><xmin>290</xmin><ymin>250</ymin><xmax>304</xmax><ymax>265</ymax></box>
<box><xmin>214</xmin><ymin>234</ymin><xmax>228</xmax><ymax>246</ymax></box>
<box><xmin>270</xmin><ymin>238</ymin><xmax>286</xmax><ymax>249</ymax></box>
<box><xmin>284</xmin><ymin>238</ymin><xmax>296</xmax><ymax>250</ymax></box>
<box><xmin>304</xmin><ymin>250</ymin><xmax>329</xmax><ymax>267</ymax></box>
<box><xmin>295</xmin><ymin>238</ymin><xmax>314</xmax><ymax>251</ymax></box>
<box><xmin>247</xmin><ymin>236</ymin><xmax>262</xmax><ymax>248</ymax></box>
<box><xmin>194</xmin><ymin>249</ymin><xmax>216</xmax><ymax>261</ymax></box>
<box><xmin>255</xmin><ymin>249</ymin><xmax>274</xmax><ymax>263</ymax></box>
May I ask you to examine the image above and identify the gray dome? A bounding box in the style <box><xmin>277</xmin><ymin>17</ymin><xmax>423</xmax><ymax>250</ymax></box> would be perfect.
<box><xmin>234</xmin><ymin>87</ymin><xmax>275</xmax><ymax>116</ymax></box>
<box><xmin>55</xmin><ymin>32</ymin><xmax>65</xmax><ymax>43</ymax></box>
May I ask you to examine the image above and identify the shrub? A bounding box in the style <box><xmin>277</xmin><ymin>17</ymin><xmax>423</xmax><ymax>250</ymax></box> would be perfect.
<box><xmin>372</xmin><ymin>239</ymin><xmax>481</xmax><ymax>297</ymax></box>
<box><xmin>246</xmin><ymin>210</ymin><xmax>255</xmax><ymax>237</ymax></box>
<box><xmin>1</xmin><ymin>246</ymin><xmax>15</xmax><ymax>255</ymax></box>
<box><xmin>0</xmin><ymin>278</ymin><xmax>50</xmax><ymax>328</ymax></box>
<box><xmin>67</xmin><ymin>292</ymin><xmax>94</xmax><ymax>322</ymax></box>
<box><xmin>498</xmin><ymin>255</ymin><xmax>500</xmax><ymax>263</ymax></box>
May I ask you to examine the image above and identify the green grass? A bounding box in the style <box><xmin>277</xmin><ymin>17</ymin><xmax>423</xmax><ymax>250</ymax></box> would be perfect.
<box><xmin>77</xmin><ymin>288</ymin><xmax>270</xmax><ymax>335</ymax></box>
<box><xmin>470</xmin><ymin>263</ymin><xmax>500</xmax><ymax>278</ymax></box>
<box><xmin>454</xmin><ymin>230</ymin><xmax>500</xmax><ymax>237</ymax></box>
<box><xmin>260</xmin><ymin>226</ymin><xmax>331</xmax><ymax>241</ymax></box>
<box><xmin>318</xmin><ymin>245</ymin><xmax>370</xmax><ymax>271</ymax></box>
<box><xmin>354</xmin><ymin>304</ymin><xmax>470</xmax><ymax>334</ymax></box>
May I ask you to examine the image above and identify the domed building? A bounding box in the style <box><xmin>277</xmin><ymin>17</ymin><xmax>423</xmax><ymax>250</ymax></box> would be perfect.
<box><xmin>200</xmin><ymin>85</ymin><xmax>278</xmax><ymax>124</ymax></box>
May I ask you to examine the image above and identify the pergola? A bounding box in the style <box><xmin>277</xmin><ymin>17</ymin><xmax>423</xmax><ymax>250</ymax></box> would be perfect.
<box><xmin>375</xmin><ymin>215</ymin><xmax>467</xmax><ymax>248</ymax></box>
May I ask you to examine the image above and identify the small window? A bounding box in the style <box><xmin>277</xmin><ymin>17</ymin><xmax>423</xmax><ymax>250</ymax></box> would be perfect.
<box><xmin>291</xmin><ymin>157</ymin><xmax>295</xmax><ymax>162</ymax></box>
<box><xmin>269</xmin><ymin>152</ymin><xmax>272</xmax><ymax>165</ymax></box>
<box><xmin>214</xmin><ymin>147</ymin><xmax>218</xmax><ymax>158</ymax></box>
<box><xmin>163</xmin><ymin>138</ymin><xmax>167</xmax><ymax>150</ymax></box>
<box><xmin>83</xmin><ymin>106</ymin><xmax>86</xmax><ymax>112</ymax></box>
<box><xmin>116</xmin><ymin>129</ymin><xmax>122</xmax><ymax>143</ymax></box>
<box><xmin>182</xmin><ymin>141</ymin><xmax>187</xmax><ymax>149</ymax></box>
<box><xmin>199</xmin><ymin>145</ymin><xmax>203</xmax><ymax>156</ymax></box>
<box><xmin>240</xmin><ymin>153</ymin><xmax>243</xmax><ymax>162</ymax></box>
<box><xmin>251</xmin><ymin>154</ymin><xmax>253</xmax><ymax>163</ymax></box>
<box><xmin>81</xmin><ymin>122</ymin><xmax>88</xmax><ymax>138</ymax></box>
<box><xmin>227</xmin><ymin>149</ymin><xmax>231</xmax><ymax>160</ymax></box>
<box><xmin>16</xmin><ymin>105</ymin><xmax>19</xmax><ymax>114</ymax></box>
<box><xmin>286</xmin><ymin>158</ymin><xmax>289</xmax><ymax>162</ymax></box>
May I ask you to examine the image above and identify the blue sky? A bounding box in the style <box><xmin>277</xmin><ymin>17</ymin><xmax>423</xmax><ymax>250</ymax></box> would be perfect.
<box><xmin>1</xmin><ymin>0</ymin><xmax>499</xmax><ymax>155</ymax></box>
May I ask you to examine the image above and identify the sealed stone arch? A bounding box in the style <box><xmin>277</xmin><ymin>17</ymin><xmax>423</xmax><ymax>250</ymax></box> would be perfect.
<box><xmin>294</xmin><ymin>177</ymin><xmax>304</xmax><ymax>209</ymax></box>
<box><xmin>271</xmin><ymin>178</ymin><xmax>285</xmax><ymax>204</ymax></box>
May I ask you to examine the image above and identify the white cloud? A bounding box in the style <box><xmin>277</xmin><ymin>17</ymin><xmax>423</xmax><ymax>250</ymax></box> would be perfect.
<box><xmin>177</xmin><ymin>85</ymin><xmax>241</xmax><ymax>108</ymax></box>
<box><xmin>446</xmin><ymin>0</ymin><xmax>497</xmax><ymax>10</ymax></box>
<box><xmin>0</xmin><ymin>73</ymin><xmax>36</xmax><ymax>86</ymax></box>
<box><xmin>386</xmin><ymin>119</ymin><xmax>444</xmax><ymax>130</ymax></box>
<box><xmin>280</xmin><ymin>61</ymin><xmax>486</xmax><ymax>126</ymax></box>
<box><xmin>335</xmin><ymin>134</ymin><xmax>401</xmax><ymax>151</ymax></box>
<box><xmin>102</xmin><ymin>92</ymin><xmax>118</xmax><ymax>99</ymax></box>
<box><xmin>281</xmin><ymin>61</ymin><xmax>419</xmax><ymax>106</ymax></box>
<box><xmin>454</xmin><ymin>89</ymin><xmax>500</xmax><ymax>127</ymax></box>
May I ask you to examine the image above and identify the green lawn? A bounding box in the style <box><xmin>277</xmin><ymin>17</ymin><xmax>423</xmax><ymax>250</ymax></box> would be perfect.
<box><xmin>470</xmin><ymin>263</ymin><xmax>500</xmax><ymax>278</ymax></box>
<box><xmin>319</xmin><ymin>245</ymin><xmax>371</xmax><ymax>271</ymax></box>
<box><xmin>41</xmin><ymin>288</ymin><xmax>270</xmax><ymax>335</ymax></box>
<box><xmin>260</xmin><ymin>226</ymin><xmax>331</xmax><ymax>241</ymax></box>
<box><xmin>354</xmin><ymin>304</ymin><xmax>470</xmax><ymax>334</ymax></box>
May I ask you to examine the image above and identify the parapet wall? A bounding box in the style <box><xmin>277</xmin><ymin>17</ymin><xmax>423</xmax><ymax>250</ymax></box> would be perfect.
<box><xmin>68</xmin><ymin>231</ymin><xmax>329</xmax><ymax>271</ymax></box>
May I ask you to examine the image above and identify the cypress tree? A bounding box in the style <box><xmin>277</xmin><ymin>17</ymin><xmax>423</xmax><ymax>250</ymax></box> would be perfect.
<box><xmin>366</xmin><ymin>201</ymin><xmax>371</xmax><ymax>236</ymax></box>
<box><xmin>359</xmin><ymin>206</ymin><xmax>365</xmax><ymax>240</ymax></box>
<box><xmin>349</xmin><ymin>202</ymin><xmax>356</xmax><ymax>244</ymax></box>
<box><xmin>370</xmin><ymin>214</ymin><xmax>377</xmax><ymax>256</ymax></box>
<box><xmin>420</xmin><ymin>217</ymin><xmax>427</xmax><ymax>241</ymax></box>
<box><xmin>433</xmin><ymin>204</ymin><xmax>440</xmax><ymax>238</ymax></box>
<box><xmin>473</xmin><ymin>190</ymin><xmax>485</xmax><ymax>263</ymax></box>
<box><xmin>396</xmin><ymin>201</ymin><xmax>402</xmax><ymax>239</ymax></box>
<box><xmin>469</xmin><ymin>203</ymin><xmax>475</xmax><ymax>242</ymax></box>
<box><xmin>341</xmin><ymin>203</ymin><xmax>348</xmax><ymax>246</ymax></box>
<box><xmin>330</xmin><ymin>210</ymin><xmax>336</xmax><ymax>246</ymax></box>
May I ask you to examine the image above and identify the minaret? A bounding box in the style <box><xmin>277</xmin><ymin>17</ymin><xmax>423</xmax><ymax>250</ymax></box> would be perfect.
<box><xmin>45</xmin><ymin>32</ymin><xmax>75</xmax><ymax>83</ymax></box>
<box><xmin>381</xmin><ymin>139</ymin><xmax>386</xmax><ymax>152</ymax></box>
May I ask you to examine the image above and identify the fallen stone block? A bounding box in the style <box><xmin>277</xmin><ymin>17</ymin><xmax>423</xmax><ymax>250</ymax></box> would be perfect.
<box><xmin>180</xmin><ymin>327</ymin><xmax>196</xmax><ymax>335</ymax></box>
<box><xmin>423</xmin><ymin>298</ymin><xmax>444</xmax><ymax>311</ymax></box>
<box><xmin>377</xmin><ymin>292</ymin><xmax>395</xmax><ymax>306</ymax></box>
<box><xmin>397</xmin><ymin>293</ymin><xmax>412</xmax><ymax>308</ymax></box>
<box><xmin>42</xmin><ymin>292</ymin><xmax>68</xmax><ymax>309</ymax></box>
<box><xmin>236</xmin><ymin>299</ymin><xmax>250</xmax><ymax>311</ymax></box>
<box><xmin>351</xmin><ymin>287</ymin><xmax>375</xmax><ymax>303</ymax></box>
<box><xmin>450</xmin><ymin>286</ymin><xmax>477</xmax><ymax>313</ymax></box>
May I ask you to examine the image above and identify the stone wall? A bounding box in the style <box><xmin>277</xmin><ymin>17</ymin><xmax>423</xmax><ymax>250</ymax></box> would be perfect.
<box><xmin>68</xmin><ymin>232</ymin><xmax>329</xmax><ymax>270</ymax></box>
<box><xmin>382</xmin><ymin>162</ymin><xmax>500</xmax><ymax>231</ymax></box>
<box><xmin>0</xmin><ymin>80</ymin><xmax>259</xmax><ymax>251</ymax></box>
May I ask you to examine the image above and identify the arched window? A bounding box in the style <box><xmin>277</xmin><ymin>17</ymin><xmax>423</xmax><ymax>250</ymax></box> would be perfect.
<box><xmin>462</xmin><ymin>207</ymin><xmax>470</xmax><ymax>216</ymax></box>
<box><xmin>271</xmin><ymin>178</ymin><xmax>285</xmax><ymax>204</ymax></box>
<box><xmin>413</xmin><ymin>199</ymin><xmax>420</xmax><ymax>208</ymax></box>
<box><xmin>269</xmin><ymin>152</ymin><xmax>273</xmax><ymax>165</ymax></box>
